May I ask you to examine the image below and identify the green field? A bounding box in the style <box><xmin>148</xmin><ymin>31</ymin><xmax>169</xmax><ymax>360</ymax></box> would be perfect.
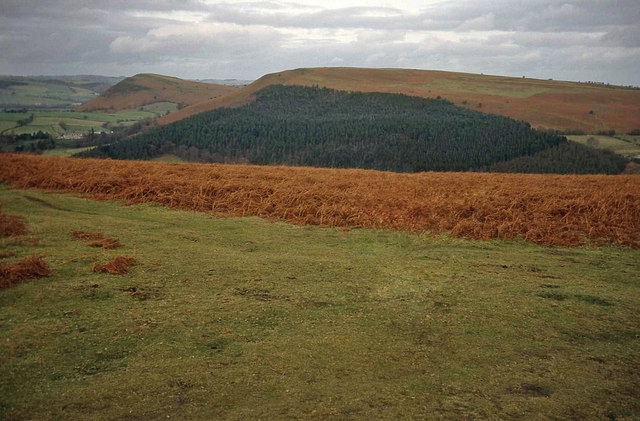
<box><xmin>568</xmin><ymin>135</ymin><xmax>640</xmax><ymax>157</ymax></box>
<box><xmin>0</xmin><ymin>82</ymin><xmax>95</xmax><ymax>107</ymax></box>
<box><xmin>1</xmin><ymin>187</ymin><xmax>638</xmax><ymax>419</ymax></box>
<box><xmin>0</xmin><ymin>76</ymin><xmax>122</xmax><ymax>109</ymax></box>
<box><xmin>0</xmin><ymin>110</ymin><xmax>159</xmax><ymax>137</ymax></box>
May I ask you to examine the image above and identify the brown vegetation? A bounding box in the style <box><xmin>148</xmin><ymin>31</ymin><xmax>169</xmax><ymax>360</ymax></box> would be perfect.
<box><xmin>92</xmin><ymin>256</ymin><xmax>136</xmax><ymax>275</ymax></box>
<box><xmin>160</xmin><ymin>67</ymin><xmax>640</xmax><ymax>133</ymax></box>
<box><xmin>77</xmin><ymin>73</ymin><xmax>236</xmax><ymax>112</ymax></box>
<box><xmin>0</xmin><ymin>154</ymin><xmax>638</xmax><ymax>247</ymax></box>
<box><xmin>72</xmin><ymin>231</ymin><xmax>103</xmax><ymax>240</ymax></box>
<box><xmin>0</xmin><ymin>206</ymin><xmax>27</xmax><ymax>237</ymax></box>
<box><xmin>8</xmin><ymin>236</ymin><xmax>39</xmax><ymax>245</ymax></box>
<box><xmin>0</xmin><ymin>252</ymin><xmax>15</xmax><ymax>258</ymax></box>
<box><xmin>88</xmin><ymin>238</ymin><xmax>121</xmax><ymax>249</ymax></box>
<box><xmin>0</xmin><ymin>255</ymin><xmax>52</xmax><ymax>288</ymax></box>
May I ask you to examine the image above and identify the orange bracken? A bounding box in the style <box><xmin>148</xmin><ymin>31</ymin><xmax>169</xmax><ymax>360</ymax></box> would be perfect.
<box><xmin>0</xmin><ymin>154</ymin><xmax>638</xmax><ymax>247</ymax></box>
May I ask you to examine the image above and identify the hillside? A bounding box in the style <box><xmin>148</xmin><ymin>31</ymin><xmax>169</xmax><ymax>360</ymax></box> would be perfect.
<box><xmin>159</xmin><ymin>67</ymin><xmax>640</xmax><ymax>133</ymax></box>
<box><xmin>76</xmin><ymin>73</ymin><xmax>237</xmax><ymax>112</ymax></box>
<box><xmin>0</xmin><ymin>75</ymin><xmax>123</xmax><ymax>110</ymax></box>
<box><xmin>1</xmin><ymin>185</ymin><xmax>638</xmax><ymax>419</ymax></box>
<box><xmin>84</xmin><ymin>85</ymin><xmax>627</xmax><ymax>174</ymax></box>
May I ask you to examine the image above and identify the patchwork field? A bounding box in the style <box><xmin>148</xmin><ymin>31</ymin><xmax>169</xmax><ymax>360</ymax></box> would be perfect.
<box><xmin>160</xmin><ymin>67</ymin><xmax>640</xmax><ymax>133</ymax></box>
<box><xmin>0</xmin><ymin>75</ymin><xmax>121</xmax><ymax>109</ymax></box>
<box><xmin>0</xmin><ymin>110</ymin><xmax>160</xmax><ymax>138</ymax></box>
<box><xmin>1</xmin><ymin>182</ymin><xmax>639</xmax><ymax>419</ymax></box>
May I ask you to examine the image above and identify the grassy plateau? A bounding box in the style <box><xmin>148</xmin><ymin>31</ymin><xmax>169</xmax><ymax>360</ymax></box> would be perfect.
<box><xmin>0</xmin><ymin>186</ymin><xmax>638</xmax><ymax>419</ymax></box>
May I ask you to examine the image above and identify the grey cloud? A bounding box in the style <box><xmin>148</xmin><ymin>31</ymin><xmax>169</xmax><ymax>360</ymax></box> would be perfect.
<box><xmin>0</xmin><ymin>0</ymin><xmax>637</xmax><ymax>86</ymax></box>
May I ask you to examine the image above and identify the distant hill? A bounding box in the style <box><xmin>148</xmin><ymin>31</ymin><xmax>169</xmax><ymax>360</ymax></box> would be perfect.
<box><xmin>77</xmin><ymin>74</ymin><xmax>237</xmax><ymax>112</ymax></box>
<box><xmin>83</xmin><ymin>85</ymin><xmax>626</xmax><ymax>174</ymax></box>
<box><xmin>0</xmin><ymin>75</ymin><xmax>123</xmax><ymax>110</ymax></box>
<box><xmin>159</xmin><ymin>67</ymin><xmax>640</xmax><ymax>134</ymax></box>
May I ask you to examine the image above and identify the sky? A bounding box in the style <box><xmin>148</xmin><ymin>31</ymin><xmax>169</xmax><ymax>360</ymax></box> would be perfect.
<box><xmin>0</xmin><ymin>0</ymin><xmax>638</xmax><ymax>85</ymax></box>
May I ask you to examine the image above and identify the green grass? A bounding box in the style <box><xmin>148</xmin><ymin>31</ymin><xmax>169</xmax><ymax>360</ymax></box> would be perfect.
<box><xmin>151</xmin><ymin>154</ymin><xmax>186</xmax><ymax>163</ymax></box>
<box><xmin>140</xmin><ymin>101</ymin><xmax>179</xmax><ymax>115</ymax></box>
<box><xmin>568</xmin><ymin>135</ymin><xmax>640</xmax><ymax>157</ymax></box>
<box><xmin>0</xmin><ymin>187</ymin><xmax>638</xmax><ymax>419</ymax></box>
<box><xmin>0</xmin><ymin>121</ymin><xmax>18</xmax><ymax>133</ymax></box>
<box><xmin>0</xmin><ymin>82</ymin><xmax>96</xmax><ymax>107</ymax></box>
<box><xmin>0</xmin><ymin>110</ymin><xmax>158</xmax><ymax>137</ymax></box>
<box><xmin>42</xmin><ymin>146</ymin><xmax>96</xmax><ymax>157</ymax></box>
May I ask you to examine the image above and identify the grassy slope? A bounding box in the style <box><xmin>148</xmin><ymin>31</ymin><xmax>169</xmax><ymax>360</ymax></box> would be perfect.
<box><xmin>159</xmin><ymin>67</ymin><xmax>640</xmax><ymax>133</ymax></box>
<box><xmin>568</xmin><ymin>135</ymin><xmax>640</xmax><ymax>158</ymax></box>
<box><xmin>77</xmin><ymin>74</ymin><xmax>237</xmax><ymax>112</ymax></box>
<box><xmin>1</xmin><ymin>187</ymin><xmax>638</xmax><ymax>420</ymax></box>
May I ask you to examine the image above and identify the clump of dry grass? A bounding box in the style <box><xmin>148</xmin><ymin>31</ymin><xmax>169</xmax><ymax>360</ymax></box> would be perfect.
<box><xmin>0</xmin><ymin>255</ymin><xmax>52</xmax><ymax>288</ymax></box>
<box><xmin>88</xmin><ymin>238</ymin><xmax>121</xmax><ymax>249</ymax></box>
<box><xmin>0</xmin><ymin>206</ymin><xmax>27</xmax><ymax>237</ymax></box>
<box><xmin>92</xmin><ymin>256</ymin><xmax>136</xmax><ymax>275</ymax></box>
<box><xmin>72</xmin><ymin>231</ymin><xmax>103</xmax><ymax>240</ymax></box>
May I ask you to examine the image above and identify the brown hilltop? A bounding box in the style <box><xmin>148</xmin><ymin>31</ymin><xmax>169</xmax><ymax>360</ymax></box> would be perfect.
<box><xmin>77</xmin><ymin>73</ymin><xmax>237</xmax><ymax>112</ymax></box>
<box><xmin>158</xmin><ymin>67</ymin><xmax>640</xmax><ymax>133</ymax></box>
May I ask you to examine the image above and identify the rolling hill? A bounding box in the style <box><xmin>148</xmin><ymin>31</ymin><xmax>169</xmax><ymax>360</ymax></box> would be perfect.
<box><xmin>77</xmin><ymin>73</ymin><xmax>237</xmax><ymax>112</ymax></box>
<box><xmin>83</xmin><ymin>85</ymin><xmax>626</xmax><ymax>174</ymax></box>
<box><xmin>159</xmin><ymin>67</ymin><xmax>640</xmax><ymax>133</ymax></box>
<box><xmin>0</xmin><ymin>75</ymin><xmax>123</xmax><ymax>110</ymax></box>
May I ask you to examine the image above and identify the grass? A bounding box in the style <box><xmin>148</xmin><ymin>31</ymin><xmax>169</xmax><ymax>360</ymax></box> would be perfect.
<box><xmin>150</xmin><ymin>154</ymin><xmax>186</xmax><ymax>163</ymax></box>
<box><xmin>0</xmin><ymin>186</ymin><xmax>638</xmax><ymax>419</ymax></box>
<box><xmin>140</xmin><ymin>101</ymin><xmax>179</xmax><ymax>115</ymax></box>
<box><xmin>0</xmin><ymin>110</ymin><xmax>159</xmax><ymax>137</ymax></box>
<box><xmin>568</xmin><ymin>135</ymin><xmax>640</xmax><ymax>157</ymax></box>
<box><xmin>0</xmin><ymin>82</ymin><xmax>95</xmax><ymax>107</ymax></box>
<box><xmin>42</xmin><ymin>146</ymin><xmax>95</xmax><ymax>157</ymax></box>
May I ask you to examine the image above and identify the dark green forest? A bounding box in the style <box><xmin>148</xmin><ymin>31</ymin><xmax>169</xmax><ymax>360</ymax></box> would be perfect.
<box><xmin>81</xmin><ymin>85</ymin><xmax>627</xmax><ymax>174</ymax></box>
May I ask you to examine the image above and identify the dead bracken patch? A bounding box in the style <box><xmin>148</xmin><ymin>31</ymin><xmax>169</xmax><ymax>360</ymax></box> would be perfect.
<box><xmin>1</xmin><ymin>154</ymin><xmax>639</xmax><ymax>247</ymax></box>
<box><xmin>0</xmin><ymin>255</ymin><xmax>52</xmax><ymax>288</ymax></box>
<box><xmin>0</xmin><ymin>207</ymin><xmax>27</xmax><ymax>237</ymax></box>
<box><xmin>72</xmin><ymin>231</ymin><xmax>103</xmax><ymax>240</ymax></box>
<box><xmin>87</xmin><ymin>238</ymin><xmax>121</xmax><ymax>249</ymax></box>
<box><xmin>0</xmin><ymin>252</ymin><xmax>16</xmax><ymax>259</ymax></box>
<box><xmin>92</xmin><ymin>256</ymin><xmax>136</xmax><ymax>275</ymax></box>
<box><xmin>8</xmin><ymin>236</ymin><xmax>39</xmax><ymax>245</ymax></box>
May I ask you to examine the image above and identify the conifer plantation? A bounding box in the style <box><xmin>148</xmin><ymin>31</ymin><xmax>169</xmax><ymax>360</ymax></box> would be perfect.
<box><xmin>83</xmin><ymin>85</ymin><xmax>627</xmax><ymax>174</ymax></box>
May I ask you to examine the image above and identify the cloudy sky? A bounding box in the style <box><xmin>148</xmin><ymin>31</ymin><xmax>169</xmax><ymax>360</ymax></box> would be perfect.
<box><xmin>0</xmin><ymin>0</ymin><xmax>638</xmax><ymax>85</ymax></box>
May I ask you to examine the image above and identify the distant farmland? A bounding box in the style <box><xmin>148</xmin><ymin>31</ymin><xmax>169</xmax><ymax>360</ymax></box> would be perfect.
<box><xmin>160</xmin><ymin>67</ymin><xmax>640</xmax><ymax>133</ymax></box>
<box><xmin>0</xmin><ymin>154</ymin><xmax>638</xmax><ymax>248</ymax></box>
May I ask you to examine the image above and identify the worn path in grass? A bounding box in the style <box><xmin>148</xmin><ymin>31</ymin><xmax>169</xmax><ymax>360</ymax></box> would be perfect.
<box><xmin>0</xmin><ymin>187</ymin><xmax>639</xmax><ymax>419</ymax></box>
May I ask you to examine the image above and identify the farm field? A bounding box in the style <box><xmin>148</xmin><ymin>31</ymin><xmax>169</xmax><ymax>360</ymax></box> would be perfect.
<box><xmin>0</xmin><ymin>154</ymin><xmax>639</xmax><ymax>248</ymax></box>
<box><xmin>160</xmin><ymin>67</ymin><xmax>640</xmax><ymax>133</ymax></box>
<box><xmin>0</xmin><ymin>110</ymin><xmax>159</xmax><ymax>138</ymax></box>
<box><xmin>568</xmin><ymin>135</ymin><xmax>640</xmax><ymax>158</ymax></box>
<box><xmin>1</xmin><ymin>186</ymin><xmax>639</xmax><ymax>420</ymax></box>
<box><xmin>0</xmin><ymin>75</ymin><xmax>122</xmax><ymax>109</ymax></box>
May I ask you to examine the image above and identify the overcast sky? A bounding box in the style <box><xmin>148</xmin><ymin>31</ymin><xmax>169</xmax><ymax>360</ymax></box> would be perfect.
<box><xmin>0</xmin><ymin>0</ymin><xmax>638</xmax><ymax>85</ymax></box>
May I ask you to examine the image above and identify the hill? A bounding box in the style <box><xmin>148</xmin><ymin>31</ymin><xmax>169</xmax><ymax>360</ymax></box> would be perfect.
<box><xmin>76</xmin><ymin>73</ymin><xmax>237</xmax><ymax>112</ymax></box>
<box><xmin>1</xmin><ymin>184</ymin><xmax>638</xmax><ymax>419</ymax></box>
<box><xmin>84</xmin><ymin>85</ymin><xmax>627</xmax><ymax>174</ymax></box>
<box><xmin>159</xmin><ymin>67</ymin><xmax>640</xmax><ymax>133</ymax></box>
<box><xmin>0</xmin><ymin>75</ymin><xmax>123</xmax><ymax>110</ymax></box>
